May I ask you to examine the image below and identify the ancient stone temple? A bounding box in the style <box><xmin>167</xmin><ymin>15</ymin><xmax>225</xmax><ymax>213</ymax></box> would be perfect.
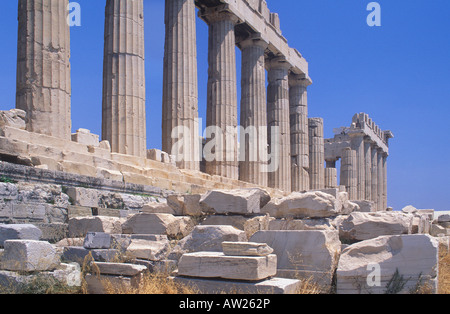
<box><xmin>1</xmin><ymin>0</ymin><xmax>392</xmax><ymax>204</ymax></box>
<box><xmin>325</xmin><ymin>113</ymin><xmax>394</xmax><ymax>211</ymax></box>
<box><xmin>9</xmin><ymin>1</ymin><xmax>446</xmax><ymax>298</ymax></box>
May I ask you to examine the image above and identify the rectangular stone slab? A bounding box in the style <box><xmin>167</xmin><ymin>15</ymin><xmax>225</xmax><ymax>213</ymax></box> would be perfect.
<box><xmin>172</xmin><ymin>276</ymin><xmax>301</xmax><ymax>294</ymax></box>
<box><xmin>177</xmin><ymin>252</ymin><xmax>277</xmax><ymax>281</ymax></box>
<box><xmin>222</xmin><ymin>242</ymin><xmax>273</xmax><ymax>257</ymax></box>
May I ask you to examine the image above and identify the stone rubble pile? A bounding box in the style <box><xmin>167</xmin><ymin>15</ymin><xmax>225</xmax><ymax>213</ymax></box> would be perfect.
<box><xmin>0</xmin><ymin>183</ymin><xmax>448</xmax><ymax>294</ymax></box>
<box><xmin>173</xmin><ymin>241</ymin><xmax>301</xmax><ymax>294</ymax></box>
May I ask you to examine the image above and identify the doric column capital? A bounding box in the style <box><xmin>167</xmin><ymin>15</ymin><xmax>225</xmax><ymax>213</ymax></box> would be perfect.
<box><xmin>266</xmin><ymin>56</ymin><xmax>292</xmax><ymax>71</ymax></box>
<box><xmin>289</xmin><ymin>73</ymin><xmax>312</xmax><ymax>88</ymax></box>
<box><xmin>200</xmin><ymin>5</ymin><xmax>240</xmax><ymax>25</ymax></box>
<box><xmin>237</xmin><ymin>33</ymin><xmax>269</xmax><ymax>50</ymax></box>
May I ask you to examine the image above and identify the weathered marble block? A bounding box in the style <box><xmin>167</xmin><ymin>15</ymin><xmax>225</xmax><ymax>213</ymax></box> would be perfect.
<box><xmin>121</xmin><ymin>213</ymin><xmax>194</xmax><ymax>238</ymax></box>
<box><xmin>1</xmin><ymin>240</ymin><xmax>59</xmax><ymax>272</ymax></box>
<box><xmin>339</xmin><ymin>212</ymin><xmax>413</xmax><ymax>242</ymax></box>
<box><xmin>250</xmin><ymin>230</ymin><xmax>341</xmax><ymax>287</ymax></box>
<box><xmin>261</xmin><ymin>191</ymin><xmax>341</xmax><ymax>219</ymax></box>
<box><xmin>126</xmin><ymin>238</ymin><xmax>170</xmax><ymax>262</ymax></box>
<box><xmin>68</xmin><ymin>216</ymin><xmax>122</xmax><ymax>238</ymax></box>
<box><xmin>177</xmin><ymin>252</ymin><xmax>277</xmax><ymax>281</ymax></box>
<box><xmin>71</xmin><ymin>129</ymin><xmax>100</xmax><ymax>147</ymax></box>
<box><xmin>200</xmin><ymin>189</ymin><xmax>267</xmax><ymax>215</ymax></box>
<box><xmin>83</xmin><ymin>232</ymin><xmax>112</xmax><ymax>249</ymax></box>
<box><xmin>0</xmin><ymin>224</ymin><xmax>42</xmax><ymax>247</ymax></box>
<box><xmin>222</xmin><ymin>242</ymin><xmax>273</xmax><ymax>257</ymax></box>
<box><xmin>336</xmin><ymin>235</ymin><xmax>439</xmax><ymax>294</ymax></box>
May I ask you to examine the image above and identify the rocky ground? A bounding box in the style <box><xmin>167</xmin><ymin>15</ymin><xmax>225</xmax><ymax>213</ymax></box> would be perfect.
<box><xmin>0</xmin><ymin>181</ymin><xmax>449</xmax><ymax>294</ymax></box>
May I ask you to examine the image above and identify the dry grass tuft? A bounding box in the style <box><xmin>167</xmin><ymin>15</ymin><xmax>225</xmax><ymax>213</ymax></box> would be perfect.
<box><xmin>102</xmin><ymin>272</ymin><xmax>198</xmax><ymax>295</ymax></box>
<box><xmin>439</xmin><ymin>243</ymin><xmax>450</xmax><ymax>294</ymax></box>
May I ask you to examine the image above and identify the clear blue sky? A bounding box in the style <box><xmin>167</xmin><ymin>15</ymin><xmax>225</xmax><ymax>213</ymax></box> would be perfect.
<box><xmin>0</xmin><ymin>0</ymin><xmax>449</xmax><ymax>211</ymax></box>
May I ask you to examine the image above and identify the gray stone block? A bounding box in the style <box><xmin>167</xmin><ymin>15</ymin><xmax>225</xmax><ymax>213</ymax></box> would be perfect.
<box><xmin>83</xmin><ymin>232</ymin><xmax>112</xmax><ymax>249</ymax></box>
<box><xmin>0</xmin><ymin>224</ymin><xmax>42</xmax><ymax>247</ymax></box>
<box><xmin>0</xmin><ymin>240</ymin><xmax>59</xmax><ymax>272</ymax></box>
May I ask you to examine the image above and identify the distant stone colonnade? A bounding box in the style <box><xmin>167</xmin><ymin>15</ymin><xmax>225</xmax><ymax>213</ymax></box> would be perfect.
<box><xmin>13</xmin><ymin>0</ymin><xmax>393</xmax><ymax>207</ymax></box>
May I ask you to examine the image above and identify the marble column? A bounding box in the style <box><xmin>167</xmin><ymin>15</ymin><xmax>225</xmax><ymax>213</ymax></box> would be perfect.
<box><xmin>238</xmin><ymin>35</ymin><xmax>268</xmax><ymax>186</ymax></box>
<box><xmin>377</xmin><ymin>149</ymin><xmax>384</xmax><ymax>210</ymax></box>
<box><xmin>371</xmin><ymin>144</ymin><xmax>378</xmax><ymax>211</ymax></box>
<box><xmin>350</xmin><ymin>133</ymin><xmax>365</xmax><ymax>200</ymax></box>
<box><xmin>16</xmin><ymin>0</ymin><xmax>71</xmax><ymax>140</ymax></box>
<box><xmin>162</xmin><ymin>0</ymin><xmax>200</xmax><ymax>170</ymax></box>
<box><xmin>267</xmin><ymin>57</ymin><xmax>292</xmax><ymax>192</ymax></box>
<box><xmin>340</xmin><ymin>147</ymin><xmax>357</xmax><ymax>200</ymax></box>
<box><xmin>364</xmin><ymin>139</ymin><xmax>372</xmax><ymax>201</ymax></box>
<box><xmin>202</xmin><ymin>7</ymin><xmax>239</xmax><ymax>179</ymax></box>
<box><xmin>382</xmin><ymin>153</ymin><xmax>388</xmax><ymax>211</ymax></box>
<box><xmin>102</xmin><ymin>0</ymin><xmax>147</xmax><ymax>158</ymax></box>
<box><xmin>289</xmin><ymin>74</ymin><xmax>311</xmax><ymax>192</ymax></box>
<box><xmin>324</xmin><ymin>167</ymin><xmax>338</xmax><ymax>189</ymax></box>
<box><xmin>308</xmin><ymin>118</ymin><xmax>325</xmax><ymax>190</ymax></box>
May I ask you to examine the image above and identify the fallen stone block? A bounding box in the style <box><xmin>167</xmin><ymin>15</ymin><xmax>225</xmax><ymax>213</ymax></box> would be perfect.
<box><xmin>430</xmin><ymin>224</ymin><xmax>449</xmax><ymax>237</ymax></box>
<box><xmin>261</xmin><ymin>191</ymin><xmax>341</xmax><ymax>219</ymax></box>
<box><xmin>201</xmin><ymin>215</ymin><xmax>272</xmax><ymax>239</ymax></box>
<box><xmin>0</xmin><ymin>240</ymin><xmax>59</xmax><ymax>272</ymax></box>
<box><xmin>126</xmin><ymin>238</ymin><xmax>170</xmax><ymax>261</ymax></box>
<box><xmin>169</xmin><ymin>225</ymin><xmax>247</xmax><ymax>261</ymax></box>
<box><xmin>121</xmin><ymin>213</ymin><xmax>194</xmax><ymax>238</ymax></box>
<box><xmin>339</xmin><ymin>212</ymin><xmax>413</xmax><ymax>242</ymax></box>
<box><xmin>0</xmin><ymin>263</ymin><xmax>81</xmax><ymax>293</ymax></box>
<box><xmin>177</xmin><ymin>252</ymin><xmax>277</xmax><ymax>281</ymax></box>
<box><xmin>222</xmin><ymin>242</ymin><xmax>273</xmax><ymax>257</ymax></box>
<box><xmin>336</xmin><ymin>235</ymin><xmax>439</xmax><ymax>294</ymax></box>
<box><xmin>83</xmin><ymin>232</ymin><xmax>112</xmax><ymax>249</ymax></box>
<box><xmin>172</xmin><ymin>276</ymin><xmax>300</xmax><ymax>294</ymax></box>
<box><xmin>62</xmin><ymin>246</ymin><xmax>120</xmax><ymax>264</ymax></box>
<box><xmin>166</xmin><ymin>194</ymin><xmax>202</xmax><ymax>216</ymax></box>
<box><xmin>0</xmin><ymin>109</ymin><xmax>26</xmax><ymax>130</ymax></box>
<box><xmin>250</xmin><ymin>230</ymin><xmax>341</xmax><ymax>289</ymax></box>
<box><xmin>199</xmin><ymin>189</ymin><xmax>265</xmax><ymax>215</ymax></box>
<box><xmin>268</xmin><ymin>218</ymin><xmax>335</xmax><ymax>231</ymax></box>
<box><xmin>92</xmin><ymin>262</ymin><xmax>147</xmax><ymax>277</ymax></box>
<box><xmin>0</xmin><ymin>224</ymin><xmax>42</xmax><ymax>247</ymax></box>
<box><xmin>68</xmin><ymin>216</ymin><xmax>122</xmax><ymax>238</ymax></box>
<box><xmin>352</xmin><ymin>200</ymin><xmax>376</xmax><ymax>213</ymax></box>
<box><xmin>34</xmin><ymin>223</ymin><xmax>68</xmax><ymax>243</ymax></box>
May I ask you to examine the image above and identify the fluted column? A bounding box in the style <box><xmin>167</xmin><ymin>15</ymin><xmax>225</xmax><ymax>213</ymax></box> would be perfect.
<box><xmin>238</xmin><ymin>35</ymin><xmax>268</xmax><ymax>186</ymax></box>
<box><xmin>102</xmin><ymin>0</ymin><xmax>147</xmax><ymax>157</ymax></box>
<box><xmin>202</xmin><ymin>7</ymin><xmax>239</xmax><ymax>179</ymax></box>
<box><xmin>350</xmin><ymin>133</ymin><xmax>365</xmax><ymax>200</ymax></box>
<box><xmin>16</xmin><ymin>0</ymin><xmax>71</xmax><ymax>140</ymax></box>
<box><xmin>308</xmin><ymin>118</ymin><xmax>325</xmax><ymax>190</ymax></box>
<box><xmin>267</xmin><ymin>57</ymin><xmax>292</xmax><ymax>192</ymax></box>
<box><xmin>377</xmin><ymin>148</ymin><xmax>384</xmax><ymax>210</ymax></box>
<box><xmin>162</xmin><ymin>0</ymin><xmax>200</xmax><ymax>170</ymax></box>
<box><xmin>364</xmin><ymin>138</ymin><xmax>372</xmax><ymax>201</ymax></box>
<box><xmin>371</xmin><ymin>144</ymin><xmax>378</xmax><ymax>210</ymax></box>
<box><xmin>324</xmin><ymin>167</ymin><xmax>338</xmax><ymax>189</ymax></box>
<box><xmin>382</xmin><ymin>153</ymin><xmax>388</xmax><ymax>211</ymax></box>
<box><xmin>289</xmin><ymin>74</ymin><xmax>311</xmax><ymax>192</ymax></box>
<box><xmin>340</xmin><ymin>147</ymin><xmax>357</xmax><ymax>200</ymax></box>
